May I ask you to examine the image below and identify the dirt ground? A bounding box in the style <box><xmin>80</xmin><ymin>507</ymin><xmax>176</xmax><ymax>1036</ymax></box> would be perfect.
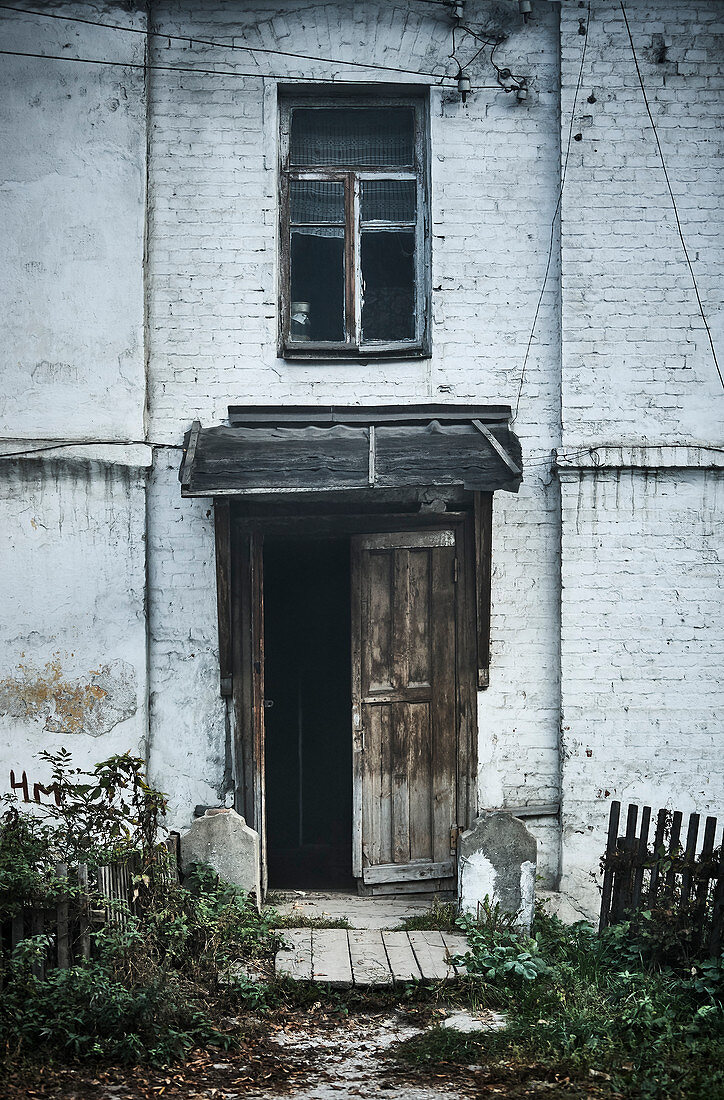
<box><xmin>3</xmin><ymin>1010</ymin><xmax>610</xmax><ymax>1100</ymax></box>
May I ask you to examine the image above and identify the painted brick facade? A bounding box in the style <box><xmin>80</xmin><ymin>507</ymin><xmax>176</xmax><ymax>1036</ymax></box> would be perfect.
<box><xmin>1</xmin><ymin>0</ymin><xmax>722</xmax><ymax>914</ymax></box>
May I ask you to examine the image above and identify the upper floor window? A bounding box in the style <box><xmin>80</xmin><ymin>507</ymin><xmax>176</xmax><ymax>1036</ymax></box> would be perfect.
<box><xmin>279</xmin><ymin>93</ymin><xmax>430</xmax><ymax>359</ymax></box>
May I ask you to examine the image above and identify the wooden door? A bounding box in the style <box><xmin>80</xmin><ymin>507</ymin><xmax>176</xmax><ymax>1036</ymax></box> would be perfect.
<box><xmin>231</xmin><ymin>530</ymin><xmax>267</xmax><ymax>897</ymax></box>
<box><xmin>351</xmin><ymin>530</ymin><xmax>458</xmax><ymax>891</ymax></box>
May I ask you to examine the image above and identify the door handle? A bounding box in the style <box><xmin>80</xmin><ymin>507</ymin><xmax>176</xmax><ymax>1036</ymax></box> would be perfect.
<box><xmin>263</xmin><ymin>699</ymin><xmax>274</xmax><ymax>708</ymax></box>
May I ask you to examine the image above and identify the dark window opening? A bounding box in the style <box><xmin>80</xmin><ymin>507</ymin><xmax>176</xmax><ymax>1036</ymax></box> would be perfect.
<box><xmin>279</xmin><ymin>95</ymin><xmax>429</xmax><ymax>358</ymax></box>
<box><xmin>290</xmin><ymin>106</ymin><xmax>415</xmax><ymax>167</ymax></box>
<box><xmin>264</xmin><ymin>539</ymin><xmax>354</xmax><ymax>890</ymax></box>
<box><xmin>361</xmin><ymin>230</ymin><xmax>416</xmax><ymax>342</ymax></box>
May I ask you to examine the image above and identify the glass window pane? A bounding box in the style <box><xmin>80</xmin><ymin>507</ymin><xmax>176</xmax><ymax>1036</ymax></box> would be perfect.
<box><xmin>361</xmin><ymin>180</ymin><xmax>416</xmax><ymax>223</ymax></box>
<box><xmin>291</xmin><ymin>228</ymin><xmax>345</xmax><ymax>342</ymax></box>
<box><xmin>361</xmin><ymin>230</ymin><xmax>416</xmax><ymax>342</ymax></box>
<box><xmin>291</xmin><ymin>180</ymin><xmax>344</xmax><ymax>224</ymax></box>
<box><xmin>290</xmin><ymin>107</ymin><xmax>415</xmax><ymax>166</ymax></box>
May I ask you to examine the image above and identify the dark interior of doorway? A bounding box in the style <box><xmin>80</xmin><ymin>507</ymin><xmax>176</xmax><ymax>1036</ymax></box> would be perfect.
<box><xmin>264</xmin><ymin>538</ymin><xmax>354</xmax><ymax>890</ymax></box>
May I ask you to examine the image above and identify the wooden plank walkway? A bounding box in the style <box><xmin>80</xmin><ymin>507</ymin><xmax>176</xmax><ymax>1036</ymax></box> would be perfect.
<box><xmin>275</xmin><ymin>928</ymin><xmax>468</xmax><ymax>986</ymax></box>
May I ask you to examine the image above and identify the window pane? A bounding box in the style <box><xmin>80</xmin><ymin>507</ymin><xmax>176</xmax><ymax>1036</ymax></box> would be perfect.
<box><xmin>361</xmin><ymin>230</ymin><xmax>415</xmax><ymax>342</ymax></box>
<box><xmin>291</xmin><ymin>228</ymin><xmax>345</xmax><ymax>342</ymax></box>
<box><xmin>361</xmin><ymin>180</ymin><xmax>416</xmax><ymax>223</ymax></box>
<box><xmin>290</xmin><ymin>107</ymin><xmax>415</xmax><ymax>166</ymax></box>
<box><xmin>291</xmin><ymin>180</ymin><xmax>344</xmax><ymax>224</ymax></box>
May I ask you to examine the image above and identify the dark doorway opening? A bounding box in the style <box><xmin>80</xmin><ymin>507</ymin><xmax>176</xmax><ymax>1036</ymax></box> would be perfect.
<box><xmin>264</xmin><ymin>538</ymin><xmax>354</xmax><ymax>890</ymax></box>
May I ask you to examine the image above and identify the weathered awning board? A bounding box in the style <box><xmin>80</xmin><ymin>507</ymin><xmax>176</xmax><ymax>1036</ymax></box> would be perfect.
<box><xmin>180</xmin><ymin>405</ymin><xmax>522</xmax><ymax>498</ymax></box>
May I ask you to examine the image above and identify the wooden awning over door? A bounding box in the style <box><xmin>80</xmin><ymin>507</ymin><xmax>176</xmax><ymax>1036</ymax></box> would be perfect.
<box><xmin>179</xmin><ymin>405</ymin><xmax>522</xmax><ymax>498</ymax></box>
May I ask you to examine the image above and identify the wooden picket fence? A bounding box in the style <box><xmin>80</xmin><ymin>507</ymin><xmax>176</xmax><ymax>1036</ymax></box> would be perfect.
<box><xmin>3</xmin><ymin>834</ymin><xmax>181</xmax><ymax>976</ymax></box>
<box><xmin>599</xmin><ymin>801</ymin><xmax>724</xmax><ymax>956</ymax></box>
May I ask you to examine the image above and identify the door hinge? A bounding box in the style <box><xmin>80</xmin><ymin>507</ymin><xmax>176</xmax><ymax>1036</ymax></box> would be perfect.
<box><xmin>453</xmin><ymin>557</ymin><xmax>459</xmax><ymax>583</ymax></box>
<box><xmin>450</xmin><ymin>824</ymin><xmax>464</xmax><ymax>854</ymax></box>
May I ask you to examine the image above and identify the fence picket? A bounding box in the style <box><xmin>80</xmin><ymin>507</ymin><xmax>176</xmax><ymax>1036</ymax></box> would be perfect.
<box><xmin>601</xmin><ymin>802</ymin><xmax>722</xmax><ymax>957</ymax></box>
<box><xmin>55</xmin><ymin>862</ymin><xmax>70</xmax><ymax>970</ymax></box>
<box><xmin>647</xmin><ymin>808</ymin><xmax>668</xmax><ymax>904</ymax></box>
<box><xmin>77</xmin><ymin>863</ymin><xmax>91</xmax><ymax>961</ymax></box>
<box><xmin>631</xmin><ymin>804</ymin><xmax>651</xmax><ymax>911</ymax></box>
<box><xmin>11</xmin><ymin>913</ymin><xmax>23</xmax><ymax>951</ymax></box>
<box><xmin>5</xmin><ymin>842</ymin><xmax>178</xmax><ymax>969</ymax></box>
<box><xmin>679</xmin><ymin>813</ymin><xmax>700</xmax><ymax>912</ymax></box>
<box><xmin>598</xmin><ymin>800</ymin><xmax>620</xmax><ymax>932</ymax></box>
<box><xmin>709</xmin><ymin>825</ymin><xmax>724</xmax><ymax>957</ymax></box>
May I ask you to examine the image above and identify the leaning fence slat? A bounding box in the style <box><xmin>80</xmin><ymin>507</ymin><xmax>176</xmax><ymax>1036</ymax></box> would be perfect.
<box><xmin>631</xmin><ymin>805</ymin><xmax>651</xmax><ymax>911</ymax></box>
<box><xmin>619</xmin><ymin>803</ymin><xmax>639</xmax><ymax>918</ymax></box>
<box><xmin>647</xmin><ymin>808</ymin><xmax>669</xmax><ymax>904</ymax></box>
<box><xmin>679</xmin><ymin>813</ymin><xmax>700</xmax><ymax>912</ymax></box>
<box><xmin>599</xmin><ymin>800</ymin><xmax>621</xmax><ymax>932</ymax></box>
<box><xmin>77</xmin><ymin>863</ymin><xmax>91</xmax><ymax>961</ymax></box>
<box><xmin>709</xmin><ymin>827</ymin><xmax>724</xmax><ymax>958</ymax></box>
<box><xmin>693</xmin><ymin>816</ymin><xmax>718</xmax><ymax>951</ymax></box>
<box><xmin>31</xmin><ymin>908</ymin><xmax>45</xmax><ymax>979</ymax></box>
<box><xmin>665</xmin><ymin>810</ymin><xmax>683</xmax><ymax>893</ymax></box>
<box><xmin>55</xmin><ymin>862</ymin><xmax>70</xmax><ymax>970</ymax></box>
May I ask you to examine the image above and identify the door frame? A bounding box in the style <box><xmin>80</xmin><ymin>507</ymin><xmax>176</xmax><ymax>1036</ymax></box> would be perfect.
<box><xmin>220</xmin><ymin>504</ymin><xmax>481</xmax><ymax>894</ymax></box>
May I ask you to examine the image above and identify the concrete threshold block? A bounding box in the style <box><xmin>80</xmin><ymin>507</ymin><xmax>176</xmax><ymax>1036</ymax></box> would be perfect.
<box><xmin>180</xmin><ymin>808</ymin><xmax>262</xmax><ymax>910</ymax></box>
<box><xmin>459</xmin><ymin>811</ymin><xmax>537</xmax><ymax>933</ymax></box>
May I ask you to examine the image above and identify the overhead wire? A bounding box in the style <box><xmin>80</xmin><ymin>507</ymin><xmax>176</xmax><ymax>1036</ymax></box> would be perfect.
<box><xmin>620</xmin><ymin>0</ymin><xmax>723</xmax><ymax>391</ymax></box>
<box><xmin>0</xmin><ymin>440</ymin><xmax>183</xmax><ymax>460</ymax></box>
<box><xmin>0</xmin><ymin>2</ymin><xmax>458</xmax><ymax>82</ymax></box>
<box><xmin>513</xmin><ymin>0</ymin><xmax>590</xmax><ymax>421</ymax></box>
<box><xmin>0</xmin><ymin>45</ymin><xmax>466</xmax><ymax>84</ymax></box>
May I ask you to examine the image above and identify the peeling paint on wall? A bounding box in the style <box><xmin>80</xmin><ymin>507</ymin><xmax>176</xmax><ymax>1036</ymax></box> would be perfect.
<box><xmin>0</xmin><ymin>656</ymin><xmax>137</xmax><ymax>737</ymax></box>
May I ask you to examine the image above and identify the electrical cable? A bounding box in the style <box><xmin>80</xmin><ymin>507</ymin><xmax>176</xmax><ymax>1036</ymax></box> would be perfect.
<box><xmin>513</xmin><ymin>0</ymin><xmax>590</xmax><ymax>421</ymax></box>
<box><xmin>0</xmin><ymin>3</ymin><xmax>457</xmax><ymax>82</ymax></box>
<box><xmin>0</xmin><ymin>46</ymin><xmax>462</xmax><ymax>83</ymax></box>
<box><xmin>0</xmin><ymin>440</ymin><xmax>183</xmax><ymax>460</ymax></box>
<box><xmin>620</xmin><ymin>0</ymin><xmax>723</xmax><ymax>391</ymax></box>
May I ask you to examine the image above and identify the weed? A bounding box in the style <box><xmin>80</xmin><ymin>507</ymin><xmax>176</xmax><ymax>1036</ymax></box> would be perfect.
<box><xmin>392</xmin><ymin>907</ymin><xmax>724</xmax><ymax>1100</ymax></box>
<box><xmin>269</xmin><ymin>913</ymin><xmax>351</xmax><ymax>929</ymax></box>
<box><xmin>0</xmin><ymin>752</ymin><xmax>279</xmax><ymax>1067</ymax></box>
<box><xmin>397</xmin><ymin>901</ymin><xmax>459</xmax><ymax>932</ymax></box>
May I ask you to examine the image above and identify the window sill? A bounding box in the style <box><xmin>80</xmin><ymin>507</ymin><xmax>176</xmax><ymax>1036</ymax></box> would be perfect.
<box><xmin>281</xmin><ymin>342</ymin><xmax>431</xmax><ymax>363</ymax></box>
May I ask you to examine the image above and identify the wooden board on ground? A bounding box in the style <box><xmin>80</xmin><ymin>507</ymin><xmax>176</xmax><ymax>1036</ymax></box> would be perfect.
<box><xmin>407</xmin><ymin>930</ymin><xmax>457</xmax><ymax>980</ymax></box>
<box><xmin>382</xmin><ymin>930</ymin><xmax>423</xmax><ymax>981</ymax></box>
<box><xmin>312</xmin><ymin>928</ymin><xmax>353</xmax><ymax>987</ymax></box>
<box><xmin>348</xmin><ymin>929</ymin><xmax>394</xmax><ymax>986</ymax></box>
<box><xmin>275</xmin><ymin>929</ymin><xmax>312</xmax><ymax>981</ymax></box>
<box><xmin>441</xmin><ymin>932</ymin><xmax>469</xmax><ymax>975</ymax></box>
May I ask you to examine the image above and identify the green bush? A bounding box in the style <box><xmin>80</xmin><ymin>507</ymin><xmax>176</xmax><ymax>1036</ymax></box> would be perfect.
<box><xmin>396</xmin><ymin>907</ymin><xmax>724</xmax><ymax>1099</ymax></box>
<box><xmin>0</xmin><ymin>751</ymin><xmax>279</xmax><ymax>1066</ymax></box>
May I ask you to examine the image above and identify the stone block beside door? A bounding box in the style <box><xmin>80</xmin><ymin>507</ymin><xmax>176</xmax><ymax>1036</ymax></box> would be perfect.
<box><xmin>458</xmin><ymin>812</ymin><xmax>537</xmax><ymax>932</ymax></box>
<box><xmin>180</xmin><ymin>809</ymin><xmax>262</xmax><ymax>911</ymax></box>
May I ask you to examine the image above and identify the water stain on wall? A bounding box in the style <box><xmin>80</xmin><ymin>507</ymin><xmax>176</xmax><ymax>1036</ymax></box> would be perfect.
<box><xmin>0</xmin><ymin>656</ymin><xmax>136</xmax><ymax>737</ymax></box>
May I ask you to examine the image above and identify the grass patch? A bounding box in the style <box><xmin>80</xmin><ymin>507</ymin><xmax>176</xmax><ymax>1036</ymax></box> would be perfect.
<box><xmin>391</xmin><ymin>909</ymin><xmax>724</xmax><ymax>1100</ymax></box>
<box><xmin>396</xmin><ymin>901</ymin><xmax>460</xmax><ymax>932</ymax></box>
<box><xmin>268</xmin><ymin>913</ymin><xmax>351</xmax><ymax>929</ymax></box>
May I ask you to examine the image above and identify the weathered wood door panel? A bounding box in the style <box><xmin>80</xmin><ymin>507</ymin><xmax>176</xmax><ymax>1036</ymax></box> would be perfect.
<box><xmin>351</xmin><ymin>530</ymin><xmax>458</xmax><ymax>890</ymax></box>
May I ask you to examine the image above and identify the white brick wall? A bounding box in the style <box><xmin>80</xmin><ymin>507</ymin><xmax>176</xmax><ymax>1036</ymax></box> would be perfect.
<box><xmin>557</xmin><ymin>0</ymin><xmax>724</xmax><ymax>915</ymax></box>
<box><xmin>2</xmin><ymin>0</ymin><xmax>722</xmax><ymax>912</ymax></box>
<box><xmin>0</xmin><ymin>4</ymin><xmax>147</xmax><ymax>441</ymax></box>
<box><xmin>560</xmin><ymin>0</ymin><xmax>724</xmax><ymax>446</ymax></box>
<box><xmin>0</xmin><ymin>458</ymin><xmax>149</xmax><ymax>787</ymax></box>
<box><xmin>146</xmin><ymin>0</ymin><xmax>561</xmax><ymax>435</ymax></box>
<box><xmin>146</xmin><ymin>453</ymin><xmax>228</xmax><ymax>828</ymax></box>
<box><xmin>145</xmin><ymin>0</ymin><xmax>565</xmax><ymax>881</ymax></box>
<box><xmin>559</xmin><ymin>463</ymin><xmax>724</xmax><ymax>912</ymax></box>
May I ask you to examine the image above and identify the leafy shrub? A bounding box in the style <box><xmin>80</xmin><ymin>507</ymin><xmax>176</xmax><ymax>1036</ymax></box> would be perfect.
<box><xmin>0</xmin><ymin>751</ymin><xmax>279</xmax><ymax>1066</ymax></box>
<box><xmin>395</xmin><ymin>907</ymin><xmax>724</xmax><ymax>1099</ymax></box>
